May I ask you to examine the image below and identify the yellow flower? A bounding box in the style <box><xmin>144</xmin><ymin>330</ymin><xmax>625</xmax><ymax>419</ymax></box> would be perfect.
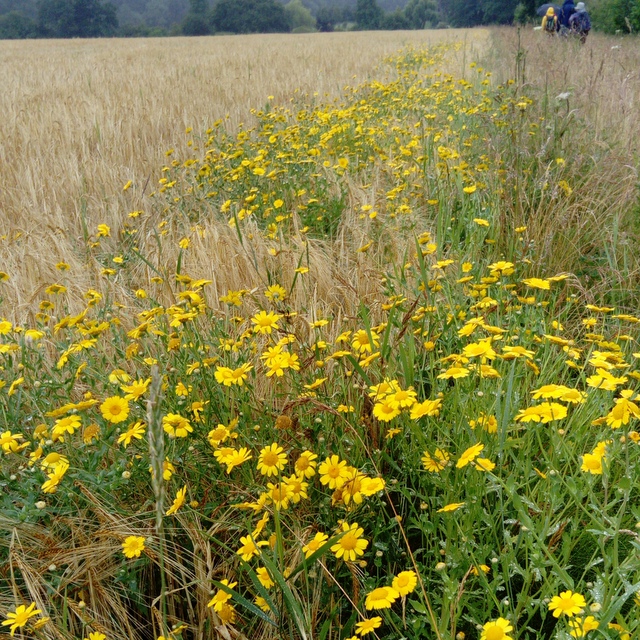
<box><xmin>331</xmin><ymin>522</ymin><xmax>368</xmax><ymax>562</ymax></box>
<box><xmin>548</xmin><ymin>590</ymin><xmax>586</xmax><ymax>617</ymax></box>
<box><xmin>214</xmin><ymin>363</ymin><xmax>253</xmax><ymax>386</ymax></box>
<box><xmin>162</xmin><ymin>413</ymin><xmax>193</xmax><ymax>438</ymax></box>
<box><xmin>257</xmin><ymin>443</ymin><xmax>287</xmax><ymax>476</ymax></box>
<box><xmin>207</xmin><ymin>579</ymin><xmax>237</xmax><ymax>610</ymax></box>
<box><xmin>437</xmin><ymin>502</ymin><xmax>465</xmax><ymax>513</ymax></box>
<box><xmin>302</xmin><ymin>532</ymin><xmax>329</xmax><ymax>558</ymax></box>
<box><xmin>256</xmin><ymin>567</ymin><xmax>274</xmax><ymax>589</ymax></box>
<box><xmin>352</xmin><ymin>329</ymin><xmax>380</xmax><ymax>354</ymax></box>
<box><xmin>373</xmin><ymin>399</ymin><xmax>401</xmax><ymax>422</ymax></box>
<box><xmin>365</xmin><ymin>586</ymin><xmax>399</xmax><ymax>610</ymax></box>
<box><xmin>515</xmin><ymin>403</ymin><xmax>568</xmax><ymax>423</ymax></box>
<box><xmin>319</xmin><ymin>455</ymin><xmax>350</xmax><ymax>489</ymax></box>
<box><xmin>117</xmin><ymin>421</ymin><xmax>146</xmax><ymax>447</ymax></box>
<box><xmin>252</xmin><ymin>310</ymin><xmax>282</xmax><ymax>334</ymax></box>
<box><xmin>480</xmin><ymin>617</ymin><xmax>513</xmax><ymax>640</ymax></box>
<box><xmin>294</xmin><ymin>450</ymin><xmax>318</xmax><ymax>478</ymax></box>
<box><xmin>568</xmin><ymin>616</ymin><xmax>599</xmax><ymax>638</ymax></box>
<box><xmin>522</xmin><ymin>277</ymin><xmax>551</xmax><ymax>290</ymax></box>
<box><xmin>456</xmin><ymin>443</ymin><xmax>484</xmax><ymax>468</ymax></box>
<box><xmin>392</xmin><ymin>570</ymin><xmax>417</xmax><ymax>596</ymax></box>
<box><xmin>354</xmin><ymin>617</ymin><xmax>382</xmax><ymax>636</ymax></box>
<box><xmin>120</xmin><ymin>378</ymin><xmax>151</xmax><ymax>400</ymax></box>
<box><xmin>100</xmin><ymin>396</ymin><xmax>130</xmax><ymax>424</ymax></box>
<box><xmin>236</xmin><ymin>535</ymin><xmax>266</xmax><ymax>561</ymax></box>
<box><xmin>165</xmin><ymin>486</ymin><xmax>187</xmax><ymax>516</ymax></box>
<box><xmin>410</xmin><ymin>398</ymin><xmax>442</xmax><ymax>419</ymax></box>
<box><xmin>264</xmin><ymin>284</ymin><xmax>287</xmax><ymax>301</ymax></box>
<box><xmin>474</xmin><ymin>458</ymin><xmax>496</xmax><ymax>472</ymax></box>
<box><xmin>265</xmin><ymin>481</ymin><xmax>294</xmax><ymax>510</ymax></box>
<box><xmin>122</xmin><ymin>536</ymin><xmax>146</xmax><ymax>558</ymax></box>
<box><xmin>2</xmin><ymin>603</ymin><xmax>42</xmax><ymax>636</ymax></box>
<box><xmin>422</xmin><ymin>448</ymin><xmax>450</xmax><ymax>472</ymax></box>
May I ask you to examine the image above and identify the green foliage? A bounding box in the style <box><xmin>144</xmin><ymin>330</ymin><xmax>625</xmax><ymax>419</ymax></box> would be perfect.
<box><xmin>211</xmin><ymin>0</ymin><xmax>291</xmax><ymax>32</ymax></box>
<box><xmin>36</xmin><ymin>0</ymin><xmax>119</xmax><ymax>37</ymax></box>
<box><xmin>0</xmin><ymin>11</ymin><xmax>37</xmax><ymax>37</ymax></box>
<box><xmin>590</xmin><ymin>0</ymin><xmax>640</xmax><ymax>32</ymax></box>
<box><xmin>285</xmin><ymin>0</ymin><xmax>317</xmax><ymax>31</ymax></box>
<box><xmin>356</xmin><ymin>0</ymin><xmax>383</xmax><ymax>28</ymax></box>
<box><xmin>403</xmin><ymin>0</ymin><xmax>438</xmax><ymax>28</ymax></box>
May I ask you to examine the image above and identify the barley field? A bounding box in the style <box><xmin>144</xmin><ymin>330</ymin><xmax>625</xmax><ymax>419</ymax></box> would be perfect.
<box><xmin>1</xmin><ymin>27</ymin><xmax>640</xmax><ymax>640</ymax></box>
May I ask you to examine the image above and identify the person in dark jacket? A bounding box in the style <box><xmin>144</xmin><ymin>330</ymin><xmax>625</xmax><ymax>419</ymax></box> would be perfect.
<box><xmin>569</xmin><ymin>2</ymin><xmax>591</xmax><ymax>42</ymax></box>
<box><xmin>558</xmin><ymin>0</ymin><xmax>576</xmax><ymax>33</ymax></box>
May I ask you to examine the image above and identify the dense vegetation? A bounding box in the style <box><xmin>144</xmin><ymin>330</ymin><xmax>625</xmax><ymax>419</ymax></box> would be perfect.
<box><xmin>1</xmin><ymin>0</ymin><xmax>639</xmax><ymax>38</ymax></box>
<box><xmin>1</xmin><ymin>28</ymin><xmax>640</xmax><ymax>640</ymax></box>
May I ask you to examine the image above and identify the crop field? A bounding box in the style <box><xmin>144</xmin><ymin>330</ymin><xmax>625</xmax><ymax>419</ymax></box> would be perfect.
<box><xmin>1</xmin><ymin>27</ymin><xmax>640</xmax><ymax>640</ymax></box>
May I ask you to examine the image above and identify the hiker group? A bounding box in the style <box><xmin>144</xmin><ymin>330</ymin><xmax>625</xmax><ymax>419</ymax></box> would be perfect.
<box><xmin>542</xmin><ymin>0</ymin><xmax>591</xmax><ymax>43</ymax></box>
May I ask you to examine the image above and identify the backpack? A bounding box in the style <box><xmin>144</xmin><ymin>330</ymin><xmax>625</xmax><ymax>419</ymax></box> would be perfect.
<box><xmin>574</xmin><ymin>11</ymin><xmax>591</xmax><ymax>31</ymax></box>
<box><xmin>545</xmin><ymin>16</ymin><xmax>556</xmax><ymax>32</ymax></box>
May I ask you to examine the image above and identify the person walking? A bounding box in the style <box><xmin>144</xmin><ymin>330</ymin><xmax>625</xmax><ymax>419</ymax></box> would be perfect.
<box><xmin>569</xmin><ymin>2</ymin><xmax>591</xmax><ymax>43</ymax></box>
<box><xmin>542</xmin><ymin>7</ymin><xmax>558</xmax><ymax>35</ymax></box>
<box><xmin>558</xmin><ymin>0</ymin><xmax>576</xmax><ymax>34</ymax></box>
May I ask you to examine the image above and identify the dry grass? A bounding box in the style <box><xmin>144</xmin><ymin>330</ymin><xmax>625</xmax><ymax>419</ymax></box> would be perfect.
<box><xmin>0</xmin><ymin>30</ymin><xmax>487</xmax><ymax>321</ymax></box>
<box><xmin>1</xmin><ymin>28</ymin><xmax>638</xmax><ymax>323</ymax></box>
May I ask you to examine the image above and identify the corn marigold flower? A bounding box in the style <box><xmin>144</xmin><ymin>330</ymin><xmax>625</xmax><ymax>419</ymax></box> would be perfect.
<box><xmin>122</xmin><ymin>536</ymin><xmax>145</xmax><ymax>558</ymax></box>
<box><xmin>515</xmin><ymin>403</ymin><xmax>567</xmax><ymax>423</ymax></box>
<box><xmin>100</xmin><ymin>396</ymin><xmax>130</xmax><ymax>424</ymax></box>
<box><xmin>422</xmin><ymin>448</ymin><xmax>450</xmax><ymax>472</ymax></box>
<box><xmin>264</xmin><ymin>284</ymin><xmax>287</xmax><ymax>301</ymax></box>
<box><xmin>223</xmin><ymin>447</ymin><xmax>253</xmax><ymax>474</ymax></box>
<box><xmin>548</xmin><ymin>590</ymin><xmax>587</xmax><ymax>617</ymax></box>
<box><xmin>2</xmin><ymin>602</ymin><xmax>42</xmax><ymax>636</ymax></box>
<box><xmin>522</xmin><ymin>277</ymin><xmax>550</xmax><ymax>290</ymax></box>
<box><xmin>352</xmin><ymin>329</ymin><xmax>380</xmax><ymax>354</ymax></box>
<box><xmin>52</xmin><ymin>414</ymin><xmax>82</xmax><ymax>438</ymax></box>
<box><xmin>236</xmin><ymin>535</ymin><xmax>266</xmax><ymax>561</ymax></box>
<box><xmin>319</xmin><ymin>455</ymin><xmax>350</xmax><ymax>489</ymax></box>
<box><xmin>568</xmin><ymin>616</ymin><xmax>599</xmax><ymax>637</ymax></box>
<box><xmin>354</xmin><ymin>617</ymin><xmax>382</xmax><ymax>636</ymax></box>
<box><xmin>256</xmin><ymin>567</ymin><xmax>274</xmax><ymax>589</ymax></box>
<box><xmin>252</xmin><ymin>310</ymin><xmax>281</xmax><ymax>334</ymax></box>
<box><xmin>331</xmin><ymin>522</ymin><xmax>368</xmax><ymax>562</ymax></box>
<box><xmin>214</xmin><ymin>363</ymin><xmax>253</xmax><ymax>386</ymax></box>
<box><xmin>463</xmin><ymin>339</ymin><xmax>496</xmax><ymax>360</ymax></box>
<box><xmin>0</xmin><ymin>431</ymin><xmax>24</xmax><ymax>453</ymax></box>
<box><xmin>365</xmin><ymin>586</ymin><xmax>399</xmax><ymax>610</ymax></box>
<box><xmin>265</xmin><ymin>481</ymin><xmax>294</xmax><ymax>510</ymax></box>
<box><xmin>117</xmin><ymin>421</ymin><xmax>146</xmax><ymax>448</ymax></box>
<box><xmin>257</xmin><ymin>443</ymin><xmax>287</xmax><ymax>476</ymax></box>
<box><xmin>207</xmin><ymin>579</ymin><xmax>237</xmax><ymax>610</ymax></box>
<box><xmin>284</xmin><ymin>474</ymin><xmax>308</xmax><ymax>503</ymax></box>
<box><xmin>387</xmin><ymin>387</ymin><xmax>417</xmax><ymax>409</ymax></box>
<box><xmin>474</xmin><ymin>457</ymin><xmax>496</xmax><ymax>472</ymax></box>
<box><xmin>392</xmin><ymin>570</ymin><xmax>417</xmax><ymax>596</ymax></box>
<box><xmin>456</xmin><ymin>443</ymin><xmax>484</xmax><ymax>468</ymax></box>
<box><xmin>360</xmin><ymin>477</ymin><xmax>385</xmax><ymax>496</ymax></box>
<box><xmin>294</xmin><ymin>450</ymin><xmax>318</xmax><ymax>478</ymax></box>
<box><xmin>120</xmin><ymin>378</ymin><xmax>151</xmax><ymax>400</ymax></box>
<box><xmin>480</xmin><ymin>617</ymin><xmax>513</xmax><ymax>640</ymax></box>
<box><xmin>410</xmin><ymin>398</ymin><xmax>442</xmax><ymax>419</ymax></box>
<box><xmin>302</xmin><ymin>532</ymin><xmax>329</xmax><ymax>558</ymax></box>
<box><xmin>165</xmin><ymin>486</ymin><xmax>187</xmax><ymax>516</ymax></box>
<box><xmin>41</xmin><ymin>461</ymin><xmax>69</xmax><ymax>494</ymax></box>
<box><xmin>162</xmin><ymin>413</ymin><xmax>192</xmax><ymax>438</ymax></box>
<box><xmin>437</xmin><ymin>502</ymin><xmax>465</xmax><ymax>513</ymax></box>
<box><xmin>373</xmin><ymin>399</ymin><xmax>401</xmax><ymax>422</ymax></box>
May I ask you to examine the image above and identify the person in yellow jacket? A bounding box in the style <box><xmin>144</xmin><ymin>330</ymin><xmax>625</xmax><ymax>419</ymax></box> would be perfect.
<box><xmin>542</xmin><ymin>7</ymin><xmax>558</xmax><ymax>34</ymax></box>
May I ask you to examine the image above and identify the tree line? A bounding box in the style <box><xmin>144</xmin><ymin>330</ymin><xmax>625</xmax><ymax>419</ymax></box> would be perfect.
<box><xmin>1</xmin><ymin>0</ymin><xmax>638</xmax><ymax>39</ymax></box>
